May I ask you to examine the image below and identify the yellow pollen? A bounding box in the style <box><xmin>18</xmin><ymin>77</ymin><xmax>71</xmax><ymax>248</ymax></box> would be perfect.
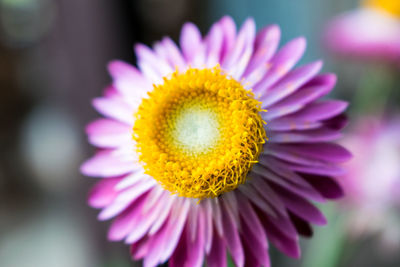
<box><xmin>133</xmin><ymin>66</ymin><xmax>267</xmax><ymax>199</ymax></box>
<box><xmin>364</xmin><ymin>0</ymin><xmax>400</xmax><ymax>17</ymax></box>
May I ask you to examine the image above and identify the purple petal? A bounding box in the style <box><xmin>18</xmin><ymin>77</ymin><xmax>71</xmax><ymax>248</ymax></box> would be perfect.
<box><xmin>302</xmin><ymin>174</ymin><xmax>344</xmax><ymax>199</ymax></box>
<box><xmin>262</xmin><ymin>74</ymin><xmax>336</xmax><ymax>120</ymax></box>
<box><xmin>260</xmin><ymin>61</ymin><xmax>323</xmax><ymax>108</ymax></box>
<box><xmin>285</xmin><ymin>100</ymin><xmax>348</xmax><ymax>121</ymax></box>
<box><xmin>269</xmin><ymin>127</ymin><xmax>342</xmax><ymax>143</ymax></box>
<box><xmin>267</xmin><ymin>119</ymin><xmax>322</xmax><ymax>131</ymax></box>
<box><xmin>92</xmin><ymin>96</ymin><xmax>134</xmax><ymax>125</ymax></box>
<box><xmin>244</xmin><ymin>24</ymin><xmax>281</xmax><ymax>77</ymax></box>
<box><xmin>253</xmin><ymin>37</ymin><xmax>306</xmax><ymax>94</ymax></box>
<box><xmin>268</xmin><ymin>143</ymin><xmax>352</xmax><ymax>163</ymax></box>
<box><xmin>272</xmin><ymin>185</ymin><xmax>327</xmax><ymax>225</ymax></box>
<box><xmin>252</xmin><ymin>164</ymin><xmax>325</xmax><ymax>203</ymax></box>
<box><xmin>206</xmin><ymin>228</ymin><xmax>227</xmax><ymax>267</ymax></box>
<box><xmin>322</xmin><ymin>114</ymin><xmax>349</xmax><ymax>130</ymax></box>
<box><xmin>289</xmin><ymin>212</ymin><xmax>313</xmax><ymax>237</ymax></box>
<box><xmin>254</xmin><ymin>205</ymin><xmax>301</xmax><ymax>258</ymax></box>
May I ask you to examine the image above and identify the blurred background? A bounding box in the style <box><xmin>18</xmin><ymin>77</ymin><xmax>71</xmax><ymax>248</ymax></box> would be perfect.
<box><xmin>1</xmin><ymin>0</ymin><xmax>399</xmax><ymax>266</ymax></box>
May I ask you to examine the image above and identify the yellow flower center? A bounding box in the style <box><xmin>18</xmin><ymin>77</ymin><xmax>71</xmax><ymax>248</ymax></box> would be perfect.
<box><xmin>364</xmin><ymin>0</ymin><xmax>400</xmax><ymax>17</ymax></box>
<box><xmin>133</xmin><ymin>67</ymin><xmax>267</xmax><ymax>199</ymax></box>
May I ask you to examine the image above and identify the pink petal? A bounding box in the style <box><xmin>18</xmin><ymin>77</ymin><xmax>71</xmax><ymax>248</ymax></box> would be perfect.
<box><xmin>205</xmin><ymin>22</ymin><xmax>223</xmax><ymax>67</ymax></box>
<box><xmin>86</xmin><ymin>119</ymin><xmax>131</xmax><ymax>148</ymax></box>
<box><xmin>159</xmin><ymin>199</ymin><xmax>191</xmax><ymax>262</ymax></box>
<box><xmin>135</xmin><ymin>43</ymin><xmax>173</xmax><ymax>79</ymax></box>
<box><xmin>203</xmin><ymin>199</ymin><xmax>214</xmax><ymax>253</ymax></box>
<box><xmin>88</xmin><ymin>176</ymin><xmax>123</xmax><ymax>208</ymax></box>
<box><xmin>92</xmin><ymin>96</ymin><xmax>134</xmax><ymax>125</ymax></box>
<box><xmin>218</xmin><ymin>16</ymin><xmax>237</xmax><ymax>62</ymax></box>
<box><xmin>108</xmin><ymin>193</ymin><xmax>149</xmax><ymax>241</ymax></box>
<box><xmin>223</xmin><ymin>18</ymin><xmax>256</xmax><ymax>79</ymax></box>
<box><xmin>161</xmin><ymin>37</ymin><xmax>187</xmax><ymax>70</ymax></box>
<box><xmin>80</xmin><ymin>150</ymin><xmax>135</xmax><ymax>177</ymax></box>
<box><xmin>107</xmin><ymin>61</ymin><xmax>152</xmax><ymax>99</ymax></box>
<box><xmin>98</xmin><ymin>179</ymin><xmax>156</xmax><ymax>221</ymax></box>
<box><xmin>180</xmin><ymin>22</ymin><xmax>203</xmax><ymax>63</ymax></box>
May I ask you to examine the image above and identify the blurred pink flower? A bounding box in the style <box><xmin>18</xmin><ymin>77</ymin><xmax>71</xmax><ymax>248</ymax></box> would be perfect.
<box><xmin>81</xmin><ymin>16</ymin><xmax>349</xmax><ymax>267</ymax></box>
<box><xmin>340</xmin><ymin>117</ymin><xmax>400</xmax><ymax>249</ymax></box>
<box><xmin>324</xmin><ymin>0</ymin><xmax>400</xmax><ymax>62</ymax></box>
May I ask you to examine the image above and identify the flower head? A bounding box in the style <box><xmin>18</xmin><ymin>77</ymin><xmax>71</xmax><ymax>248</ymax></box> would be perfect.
<box><xmin>340</xmin><ymin>117</ymin><xmax>400</xmax><ymax>249</ymax></box>
<box><xmin>324</xmin><ymin>0</ymin><xmax>400</xmax><ymax>61</ymax></box>
<box><xmin>82</xmin><ymin>16</ymin><xmax>350</xmax><ymax>267</ymax></box>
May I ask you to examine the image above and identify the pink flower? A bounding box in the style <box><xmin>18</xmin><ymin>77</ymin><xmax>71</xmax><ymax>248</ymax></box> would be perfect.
<box><xmin>81</xmin><ymin>16</ymin><xmax>349</xmax><ymax>267</ymax></box>
<box><xmin>340</xmin><ymin>117</ymin><xmax>400</xmax><ymax>249</ymax></box>
<box><xmin>324</xmin><ymin>0</ymin><xmax>400</xmax><ymax>62</ymax></box>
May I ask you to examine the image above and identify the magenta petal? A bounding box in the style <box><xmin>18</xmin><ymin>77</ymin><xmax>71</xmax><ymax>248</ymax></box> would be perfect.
<box><xmin>108</xmin><ymin>193</ymin><xmax>148</xmax><ymax>241</ymax></box>
<box><xmin>218</xmin><ymin>16</ymin><xmax>237</xmax><ymax>62</ymax></box>
<box><xmin>220</xmin><ymin>201</ymin><xmax>244</xmax><ymax>267</ymax></box>
<box><xmin>86</xmin><ymin>119</ymin><xmax>131</xmax><ymax>148</ymax></box>
<box><xmin>253</xmin><ymin>37</ymin><xmax>306</xmax><ymax>94</ymax></box>
<box><xmin>170</xmin><ymin>208</ymin><xmax>205</xmax><ymax>267</ymax></box>
<box><xmin>80</xmin><ymin>150</ymin><xmax>135</xmax><ymax>177</ymax></box>
<box><xmin>206</xmin><ymin>228</ymin><xmax>227</xmax><ymax>267</ymax></box>
<box><xmin>88</xmin><ymin>177</ymin><xmax>123</xmax><ymax>208</ymax></box>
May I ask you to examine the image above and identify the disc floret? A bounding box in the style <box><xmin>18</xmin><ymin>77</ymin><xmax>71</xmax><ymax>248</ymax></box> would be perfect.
<box><xmin>133</xmin><ymin>67</ymin><xmax>267</xmax><ymax>199</ymax></box>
